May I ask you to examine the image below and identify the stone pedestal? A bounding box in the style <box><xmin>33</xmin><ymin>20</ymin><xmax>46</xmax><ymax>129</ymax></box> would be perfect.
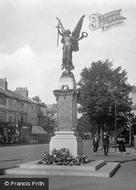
<box><xmin>49</xmin><ymin>71</ymin><xmax>83</xmax><ymax>156</ymax></box>
<box><xmin>49</xmin><ymin>131</ymin><xmax>83</xmax><ymax>157</ymax></box>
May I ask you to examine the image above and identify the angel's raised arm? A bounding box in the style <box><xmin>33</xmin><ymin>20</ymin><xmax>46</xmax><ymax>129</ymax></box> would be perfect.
<box><xmin>56</xmin><ymin>17</ymin><xmax>65</xmax><ymax>36</ymax></box>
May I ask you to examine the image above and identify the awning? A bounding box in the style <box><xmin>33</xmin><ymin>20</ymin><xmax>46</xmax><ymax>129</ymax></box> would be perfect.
<box><xmin>31</xmin><ymin>126</ymin><xmax>47</xmax><ymax>135</ymax></box>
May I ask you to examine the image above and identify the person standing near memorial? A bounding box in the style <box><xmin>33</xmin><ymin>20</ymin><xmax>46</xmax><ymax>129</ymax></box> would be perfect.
<box><xmin>102</xmin><ymin>131</ymin><xmax>110</xmax><ymax>156</ymax></box>
<box><xmin>117</xmin><ymin>135</ymin><xmax>126</xmax><ymax>154</ymax></box>
<box><xmin>92</xmin><ymin>134</ymin><xmax>99</xmax><ymax>154</ymax></box>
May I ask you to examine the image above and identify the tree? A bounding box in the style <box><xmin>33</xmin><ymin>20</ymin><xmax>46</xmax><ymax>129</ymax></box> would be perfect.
<box><xmin>78</xmin><ymin>60</ymin><xmax>133</xmax><ymax>136</ymax></box>
<box><xmin>32</xmin><ymin>96</ymin><xmax>42</xmax><ymax>103</ymax></box>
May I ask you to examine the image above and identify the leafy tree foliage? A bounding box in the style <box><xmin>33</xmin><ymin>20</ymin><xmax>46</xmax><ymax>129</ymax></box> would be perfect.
<box><xmin>78</xmin><ymin>60</ymin><xmax>133</xmax><ymax>134</ymax></box>
<box><xmin>33</xmin><ymin>96</ymin><xmax>42</xmax><ymax>103</ymax></box>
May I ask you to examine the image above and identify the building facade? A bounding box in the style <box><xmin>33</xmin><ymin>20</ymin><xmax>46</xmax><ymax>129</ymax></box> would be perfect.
<box><xmin>0</xmin><ymin>78</ymin><xmax>47</xmax><ymax>144</ymax></box>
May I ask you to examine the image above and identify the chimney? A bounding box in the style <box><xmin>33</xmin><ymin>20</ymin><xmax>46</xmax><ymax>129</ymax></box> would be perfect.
<box><xmin>0</xmin><ymin>78</ymin><xmax>8</xmax><ymax>90</ymax></box>
<box><xmin>15</xmin><ymin>87</ymin><xmax>28</xmax><ymax>98</ymax></box>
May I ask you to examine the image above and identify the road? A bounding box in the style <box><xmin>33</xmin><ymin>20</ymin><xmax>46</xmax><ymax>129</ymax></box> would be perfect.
<box><xmin>0</xmin><ymin>144</ymin><xmax>49</xmax><ymax>169</ymax></box>
<box><xmin>0</xmin><ymin>142</ymin><xmax>136</xmax><ymax>190</ymax></box>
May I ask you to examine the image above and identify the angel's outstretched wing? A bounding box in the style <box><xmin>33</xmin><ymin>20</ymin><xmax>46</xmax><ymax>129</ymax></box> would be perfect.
<box><xmin>56</xmin><ymin>17</ymin><xmax>65</xmax><ymax>34</ymax></box>
<box><xmin>72</xmin><ymin>15</ymin><xmax>85</xmax><ymax>39</ymax></box>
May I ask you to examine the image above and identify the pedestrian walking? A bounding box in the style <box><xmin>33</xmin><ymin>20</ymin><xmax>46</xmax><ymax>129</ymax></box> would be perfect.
<box><xmin>102</xmin><ymin>131</ymin><xmax>110</xmax><ymax>156</ymax></box>
<box><xmin>117</xmin><ymin>136</ymin><xmax>126</xmax><ymax>154</ymax></box>
<box><xmin>92</xmin><ymin>134</ymin><xmax>99</xmax><ymax>154</ymax></box>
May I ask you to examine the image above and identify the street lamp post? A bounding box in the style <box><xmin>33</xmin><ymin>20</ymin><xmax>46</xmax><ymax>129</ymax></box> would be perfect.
<box><xmin>106</xmin><ymin>82</ymin><xmax>117</xmax><ymax>151</ymax></box>
<box><xmin>114</xmin><ymin>101</ymin><xmax>117</xmax><ymax>151</ymax></box>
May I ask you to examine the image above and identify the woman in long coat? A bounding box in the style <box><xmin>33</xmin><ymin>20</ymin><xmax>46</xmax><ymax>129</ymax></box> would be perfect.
<box><xmin>117</xmin><ymin>137</ymin><xmax>126</xmax><ymax>153</ymax></box>
<box><xmin>102</xmin><ymin>132</ymin><xmax>110</xmax><ymax>156</ymax></box>
<box><xmin>92</xmin><ymin>135</ymin><xmax>99</xmax><ymax>153</ymax></box>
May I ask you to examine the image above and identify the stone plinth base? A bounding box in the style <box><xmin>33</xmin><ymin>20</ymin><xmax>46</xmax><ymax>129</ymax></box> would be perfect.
<box><xmin>4</xmin><ymin>160</ymin><xmax>120</xmax><ymax>178</ymax></box>
<box><xmin>49</xmin><ymin>131</ymin><xmax>83</xmax><ymax>157</ymax></box>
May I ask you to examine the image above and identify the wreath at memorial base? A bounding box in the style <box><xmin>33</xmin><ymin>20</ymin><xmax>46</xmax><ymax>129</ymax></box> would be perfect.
<box><xmin>38</xmin><ymin>148</ymin><xmax>88</xmax><ymax>166</ymax></box>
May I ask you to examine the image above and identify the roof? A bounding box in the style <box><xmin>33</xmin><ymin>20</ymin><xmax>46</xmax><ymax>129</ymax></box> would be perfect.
<box><xmin>31</xmin><ymin>126</ymin><xmax>47</xmax><ymax>135</ymax></box>
<box><xmin>0</xmin><ymin>87</ymin><xmax>36</xmax><ymax>103</ymax></box>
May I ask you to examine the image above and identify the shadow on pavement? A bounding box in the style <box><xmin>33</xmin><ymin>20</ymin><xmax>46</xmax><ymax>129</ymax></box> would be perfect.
<box><xmin>0</xmin><ymin>159</ymin><xmax>23</xmax><ymax>162</ymax></box>
<box><xmin>95</xmin><ymin>154</ymin><xmax>122</xmax><ymax>157</ymax></box>
<box><xmin>120</xmin><ymin>158</ymin><xmax>136</xmax><ymax>163</ymax></box>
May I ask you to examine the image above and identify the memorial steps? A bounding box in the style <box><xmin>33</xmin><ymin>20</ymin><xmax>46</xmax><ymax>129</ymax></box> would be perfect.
<box><xmin>4</xmin><ymin>159</ymin><xmax>120</xmax><ymax>178</ymax></box>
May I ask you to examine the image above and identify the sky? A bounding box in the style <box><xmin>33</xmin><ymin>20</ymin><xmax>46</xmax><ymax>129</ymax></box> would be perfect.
<box><xmin>0</xmin><ymin>0</ymin><xmax>136</xmax><ymax>104</ymax></box>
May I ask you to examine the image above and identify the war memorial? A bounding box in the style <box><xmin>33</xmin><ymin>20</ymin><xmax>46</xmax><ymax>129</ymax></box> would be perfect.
<box><xmin>4</xmin><ymin>15</ymin><xmax>120</xmax><ymax>178</ymax></box>
<box><xmin>49</xmin><ymin>15</ymin><xmax>87</xmax><ymax>156</ymax></box>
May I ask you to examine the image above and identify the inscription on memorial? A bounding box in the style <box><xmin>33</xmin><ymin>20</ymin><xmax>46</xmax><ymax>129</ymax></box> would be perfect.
<box><xmin>58</xmin><ymin>95</ymin><xmax>73</xmax><ymax>130</ymax></box>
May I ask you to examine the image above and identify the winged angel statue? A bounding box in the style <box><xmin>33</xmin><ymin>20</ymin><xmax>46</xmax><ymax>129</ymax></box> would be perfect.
<box><xmin>56</xmin><ymin>15</ymin><xmax>88</xmax><ymax>72</ymax></box>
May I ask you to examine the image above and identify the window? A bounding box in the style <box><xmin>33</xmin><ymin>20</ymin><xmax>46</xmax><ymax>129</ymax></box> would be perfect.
<box><xmin>20</xmin><ymin>102</ymin><xmax>25</xmax><ymax>107</ymax></box>
<box><xmin>0</xmin><ymin>110</ymin><xmax>7</xmax><ymax>121</ymax></box>
<box><xmin>0</xmin><ymin>94</ymin><xmax>6</xmax><ymax>105</ymax></box>
<box><xmin>8</xmin><ymin>112</ymin><xmax>16</xmax><ymax>123</ymax></box>
<box><xmin>20</xmin><ymin>102</ymin><xmax>25</xmax><ymax>111</ymax></box>
<box><xmin>9</xmin><ymin>100</ymin><xmax>13</xmax><ymax>108</ymax></box>
<box><xmin>31</xmin><ymin>104</ymin><xmax>34</xmax><ymax>111</ymax></box>
<box><xmin>14</xmin><ymin>100</ymin><xmax>17</xmax><ymax>109</ymax></box>
<box><xmin>20</xmin><ymin>114</ymin><xmax>26</xmax><ymax>124</ymax></box>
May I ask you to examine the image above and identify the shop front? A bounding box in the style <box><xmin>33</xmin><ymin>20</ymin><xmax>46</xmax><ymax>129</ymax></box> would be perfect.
<box><xmin>0</xmin><ymin>122</ymin><xmax>19</xmax><ymax>144</ymax></box>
